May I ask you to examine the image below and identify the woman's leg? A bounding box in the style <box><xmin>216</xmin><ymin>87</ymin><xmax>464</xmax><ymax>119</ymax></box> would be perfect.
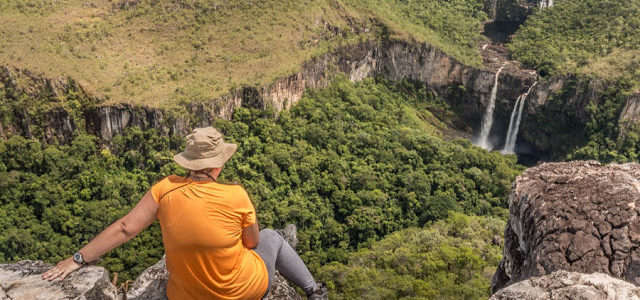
<box><xmin>254</xmin><ymin>229</ymin><xmax>317</xmax><ymax>295</ymax></box>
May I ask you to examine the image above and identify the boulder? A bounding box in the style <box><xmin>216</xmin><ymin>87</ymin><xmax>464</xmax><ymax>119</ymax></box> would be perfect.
<box><xmin>124</xmin><ymin>255</ymin><xmax>169</xmax><ymax>300</ymax></box>
<box><xmin>490</xmin><ymin>270</ymin><xmax>640</xmax><ymax>300</ymax></box>
<box><xmin>1</xmin><ymin>225</ymin><xmax>303</xmax><ymax>300</ymax></box>
<box><xmin>0</xmin><ymin>260</ymin><xmax>118</xmax><ymax>300</ymax></box>
<box><xmin>492</xmin><ymin>161</ymin><xmax>640</xmax><ymax>293</ymax></box>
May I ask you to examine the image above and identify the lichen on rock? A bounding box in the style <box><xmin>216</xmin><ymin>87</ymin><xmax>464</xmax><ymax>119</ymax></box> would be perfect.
<box><xmin>490</xmin><ymin>270</ymin><xmax>640</xmax><ymax>300</ymax></box>
<box><xmin>492</xmin><ymin>161</ymin><xmax>640</xmax><ymax>293</ymax></box>
<box><xmin>0</xmin><ymin>260</ymin><xmax>118</xmax><ymax>300</ymax></box>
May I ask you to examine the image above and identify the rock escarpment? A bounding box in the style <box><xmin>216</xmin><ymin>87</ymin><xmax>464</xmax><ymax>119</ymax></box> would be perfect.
<box><xmin>5</xmin><ymin>34</ymin><xmax>637</xmax><ymax>160</ymax></box>
<box><xmin>0</xmin><ymin>37</ymin><xmax>536</xmax><ymax>143</ymax></box>
<box><xmin>490</xmin><ymin>270</ymin><xmax>640</xmax><ymax>300</ymax></box>
<box><xmin>0</xmin><ymin>261</ymin><xmax>118</xmax><ymax>300</ymax></box>
<box><xmin>492</xmin><ymin>161</ymin><xmax>640</xmax><ymax>293</ymax></box>
<box><xmin>0</xmin><ymin>225</ymin><xmax>303</xmax><ymax>300</ymax></box>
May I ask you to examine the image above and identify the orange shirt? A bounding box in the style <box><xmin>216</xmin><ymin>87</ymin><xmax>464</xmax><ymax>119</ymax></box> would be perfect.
<box><xmin>150</xmin><ymin>175</ymin><xmax>269</xmax><ymax>300</ymax></box>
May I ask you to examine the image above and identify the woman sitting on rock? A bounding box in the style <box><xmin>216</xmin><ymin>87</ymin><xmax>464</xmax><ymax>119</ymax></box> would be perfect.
<box><xmin>42</xmin><ymin>127</ymin><xmax>327</xmax><ymax>300</ymax></box>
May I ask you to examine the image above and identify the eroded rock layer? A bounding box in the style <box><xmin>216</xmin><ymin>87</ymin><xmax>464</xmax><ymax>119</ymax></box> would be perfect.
<box><xmin>491</xmin><ymin>270</ymin><xmax>640</xmax><ymax>300</ymax></box>
<box><xmin>492</xmin><ymin>161</ymin><xmax>640</xmax><ymax>292</ymax></box>
<box><xmin>0</xmin><ymin>260</ymin><xmax>118</xmax><ymax>300</ymax></box>
<box><xmin>0</xmin><ymin>225</ymin><xmax>303</xmax><ymax>300</ymax></box>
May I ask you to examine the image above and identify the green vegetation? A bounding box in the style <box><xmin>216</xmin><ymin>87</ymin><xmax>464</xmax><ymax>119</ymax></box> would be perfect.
<box><xmin>0</xmin><ymin>132</ymin><xmax>177</xmax><ymax>279</ymax></box>
<box><xmin>318</xmin><ymin>212</ymin><xmax>504</xmax><ymax>299</ymax></box>
<box><xmin>566</xmin><ymin>79</ymin><xmax>638</xmax><ymax>163</ymax></box>
<box><xmin>523</xmin><ymin>75</ymin><xmax>640</xmax><ymax>163</ymax></box>
<box><xmin>508</xmin><ymin>0</ymin><xmax>640</xmax><ymax>162</ymax></box>
<box><xmin>0</xmin><ymin>78</ymin><xmax>522</xmax><ymax>292</ymax></box>
<box><xmin>216</xmin><ymin>77</ymin><xmax>521</xmax><ymax>270</ymax></box>
<box><xmin>348</xmin><ymin>0</ymin><xmax>487</xmax><ymax>65</ymax></box>
<box><xmin>510</xmin><ymin>0</ymin><xmax>640</xmax><ymax>88</ymax></box>
<box><xmin>0</xmin><ymin>0</ymin><xmax>486</xmax><ymax>107</ymax></box>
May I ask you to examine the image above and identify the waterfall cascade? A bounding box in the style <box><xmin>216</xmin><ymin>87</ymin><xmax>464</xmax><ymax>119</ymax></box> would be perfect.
<box><xmin>477</xmin><ymin>65</ymin><xmax>505</xmax><ymax>150</ymax></box>
<box><xmin>501</xmin><ymin>82</ymin><xmax>537</xmax><ymax>154</ymax></box>
<box><xmin>540</xmin><ymin>0</ymin><xmax>554</xmax><ymax>9</ymax></box>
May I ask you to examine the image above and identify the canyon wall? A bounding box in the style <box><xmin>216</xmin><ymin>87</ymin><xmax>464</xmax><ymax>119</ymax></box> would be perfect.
<box><xmin>2</xmin><ymin>37</ymin><xmax>638</xmax><ymax>161</ymax></box>
<box><xmin>0</xmin><ymin>38</ymin><xmax>536</xmax><ymax>143</ymax></box>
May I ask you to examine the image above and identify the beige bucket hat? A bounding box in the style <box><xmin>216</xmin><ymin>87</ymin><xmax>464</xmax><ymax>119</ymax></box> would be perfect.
<box><xmin>173</xmin><ymin>127</ymin><xmax>237</xmax><ymax>170</ymax></box>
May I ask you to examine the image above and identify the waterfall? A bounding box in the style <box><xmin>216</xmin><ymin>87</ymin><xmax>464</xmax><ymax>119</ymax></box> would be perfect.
<box><xmin>501</xmin><ymin>82</ymin><xmax>537</xmax><ymax>154</ymax></box>
<box><xmin>540</xmin><ymin>0</ymin><xmax>554</xmax><ymax>9</ymax></box>
<box><xmin>477</xmin><ymin>65</ymin><xmax>505</xmax><ymax>150</ymax></box>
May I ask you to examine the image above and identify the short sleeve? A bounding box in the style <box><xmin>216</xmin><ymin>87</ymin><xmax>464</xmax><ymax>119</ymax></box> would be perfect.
<box><xmin>239</xmin><ymin>187</ymin><xmax>257</xmax><ymax>228</ymax></box>
<box><xmin>150</xmin><ymin>176</ymin><xmax>172</xmax><ymax>204</ymax></box>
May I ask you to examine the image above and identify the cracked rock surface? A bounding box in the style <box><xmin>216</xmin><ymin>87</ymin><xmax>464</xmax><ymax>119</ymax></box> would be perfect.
<box><xmin>0</xmin><ymin>260</ymin><xmax>118</xmax><ymax>300</ymax></box>
<box><xmin>1</xmin><ymin>225</ymin><xmax>302</xmax><ymax>299</ymax></box>
<box><xmin>490</xmin><ymin>270</ymin><xmax>640</xmax><ymax>300</ymax></box>
<box><xmin>492</xmin><ymin>161</ymin><xmax>640</xmax><ymax>293</ymax></box>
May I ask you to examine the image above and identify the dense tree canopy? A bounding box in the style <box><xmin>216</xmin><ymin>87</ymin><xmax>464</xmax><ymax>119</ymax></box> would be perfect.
<box><xmin>0</xmin><ymin>78</ymin><xmax>522</xmax><ymax>292</ymax></box>
<box><xmin>511</xmin><ymin>0</ymin><xmax>640</xmax><ymax>84</ymax></box>
<box><xmin>318</xmin><ymin>212</ymin><xmax>505</xmax><ymax>299</ymax></box>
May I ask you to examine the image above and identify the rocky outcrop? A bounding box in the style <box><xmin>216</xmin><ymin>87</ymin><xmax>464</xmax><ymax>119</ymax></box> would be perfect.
<box><xmin>492</xmin><ymin>161</ymin><xmax>640</xmax><ymax>293</ymax></box>
<box><xmin>483</xmin><ymin>0</ymin><xmax>551</xmax><ymax>23</ymax></box>
<box><xmin>125</xmin><ymin>255</ymin><xmax>169</xmax><ymax>300</ymax></box>
<box><xmin>0</xmin><ymin>225</ymin><xmax>303</xmax><ymax>299</ymax></box>
<box><xmin>0</xmin><ymin>260</ymin><xmax>118</xmax><ymax>300</ymax></box>
<box><xmin>491</xmin><ymin>270</ymin><xmax>640</xmax><ymax>300</ymax></box>
<box><xmin>619</xmin><ymin>93</ymin><xmax>640</xmax><ymax>134</ymax></box>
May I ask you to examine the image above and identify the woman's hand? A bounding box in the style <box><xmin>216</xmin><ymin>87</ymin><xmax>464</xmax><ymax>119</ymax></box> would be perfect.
<box><xmin>41</xmin><ymin>257</ymin><xmax>81</xmax><ymax>281</ymax></box>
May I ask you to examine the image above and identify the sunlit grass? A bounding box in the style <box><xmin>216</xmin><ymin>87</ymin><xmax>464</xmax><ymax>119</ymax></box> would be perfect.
<box><xmin>0</xmin><ymin>0</ymin><xmax>486</xmax><ymax>107</ymax></box>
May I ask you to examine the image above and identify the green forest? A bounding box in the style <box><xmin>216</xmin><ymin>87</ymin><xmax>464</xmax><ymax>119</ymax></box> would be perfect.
<box><xmin>0</xmin><ymin>77</ymin><xmax>522</xmax><ymax>298</ymax></box>
<box><xmin>0</xmin><ymin>0</ymin><xmax>489</xmax><ymax>107</ymax></box>
<box><xmin>511</xmin><ymin>0</ymin><xmax>640</xmax><ymax>86</ymax></box>
<box><xmin>3</xmin><ymin>0</ymin><xmax>640</xmax><ymax>299</ymax></box>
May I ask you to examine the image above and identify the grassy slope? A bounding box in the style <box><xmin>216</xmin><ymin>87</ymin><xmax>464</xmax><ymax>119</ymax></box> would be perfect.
<box><xmin>0</xmin><ymin>0</ymin><xmax>486</xmax><ymax>108</ymax></box>
<box><xmin>510</xmin><ymin>0</ymin><xmax>640</xmax><ymax>90</ymax></box>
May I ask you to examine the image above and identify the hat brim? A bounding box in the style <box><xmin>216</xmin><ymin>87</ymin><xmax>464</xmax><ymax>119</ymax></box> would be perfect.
<box><xmin>173</xmin><ymin>142</ymin><xmax>237</xmax><ymax>170</ymax></box>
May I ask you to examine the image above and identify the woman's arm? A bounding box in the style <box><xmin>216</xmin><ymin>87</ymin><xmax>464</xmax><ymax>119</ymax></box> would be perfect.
<box><xmin>42</xmin><ymin>190</ymin><xmax>158</xmax><ymax>281</ymax></box>
<box><xmin>242</xmin><ymin>222</ymin><xmax>260</xmax><ymax>249</ymax></box>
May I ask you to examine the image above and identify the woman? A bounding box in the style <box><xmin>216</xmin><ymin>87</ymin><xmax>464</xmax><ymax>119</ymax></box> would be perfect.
<box><xmin>42</xmin><ymin>127</ymin><xmax>327</xmax><ymax>300</ymax></box>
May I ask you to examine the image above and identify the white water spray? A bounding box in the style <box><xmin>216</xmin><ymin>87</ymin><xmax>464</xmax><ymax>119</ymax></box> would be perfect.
<box><xmin>540</xmin><ymin>0</ymin><xmax>554</xmax><ymax>9</ymax></box>
<box><xmin>477</xmin><ymin>65</ymin><xmax>505</xmax><ymax>150</ymax></box>
<box><xmin>501</xmin><ymin>82</ymin><xmax>537</xmax><ymax>154</ymax></box>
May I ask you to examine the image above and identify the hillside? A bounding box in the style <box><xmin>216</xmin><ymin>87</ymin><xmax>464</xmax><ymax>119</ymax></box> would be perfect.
<box><xmin>510</xmin><ymin>0</ymin><xmax>640</xmax><ymax>89</ymax></box>
<box><xmin>0</xmin><ymin>0</ymin><xmax>487</xmax><ymax>107</ymax></box>
<box><xmin>3</xmin><ymin>0</ymin><xmax>640</xmax><ymax>299</ymax></box>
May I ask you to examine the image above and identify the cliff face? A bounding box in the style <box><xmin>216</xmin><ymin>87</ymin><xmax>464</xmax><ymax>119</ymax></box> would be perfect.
<box><xmin>492</xmin><ymin>161</ymin><xmax>640</xmax><ymax>293</ymax></box>
<box><xmin>3</xmin><ymin>36</ymin><xmax>638</xmax><ymax>160</ymax></box>
<box><xmin>517</xmin><ymin>76</ymin><xmax>640</xmax><ymax>158</ymax></box>
<box><xmin>620</xmin><ymin>94</ymin><xmax>640</xmax><ymax>134</ymax></box>
<box><xmin>0</xmin><ymin>38</ymin><xmax>536</xmax><ymax>143</ymax></box>
<box><xmin>483</xmin><ymin>0</ymin><xmax>553</xmax><ymax>23</ymax></box>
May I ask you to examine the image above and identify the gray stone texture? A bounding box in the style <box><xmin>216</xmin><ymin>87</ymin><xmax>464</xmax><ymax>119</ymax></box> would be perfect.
<box><xmin>1</xmin><ymin>225</ymin><xmax>303</xmax><ymax>300</ymax></box>
<box><xmin>492</xmin><ymin>161</ymin><xmax>640</xmax><ymax>293</ymax></box>
<box><xmin>491</xmin><ymin>270</ymin><xmax>640</xmax><ymax>300</ymax></box>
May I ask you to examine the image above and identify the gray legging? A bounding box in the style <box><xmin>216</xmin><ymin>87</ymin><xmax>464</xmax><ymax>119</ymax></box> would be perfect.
<box><xmin>254</xmin><ymin>229</ymin><xmax>317</xmax><ymax>297</ymax></box>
